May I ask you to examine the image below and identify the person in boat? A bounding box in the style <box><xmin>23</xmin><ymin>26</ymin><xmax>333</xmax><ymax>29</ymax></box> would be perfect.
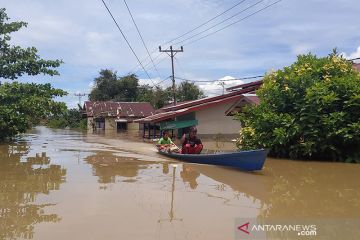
<box><xmin>181</xmin><ymin>126</ymin><xmax>203</xmax><ymax>154</ymax></box>
<box><xmin>156</xmin><ymin>130</ymin><xmax>180</xmax><ymax>153</ymax></box>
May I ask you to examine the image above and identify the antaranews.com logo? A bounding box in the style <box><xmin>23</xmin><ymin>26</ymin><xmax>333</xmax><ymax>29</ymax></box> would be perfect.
<box><xmin>235</xmin><ymin>218</ymin><xmax>360</xmax><ymax>239</ymax></box>
<box><xmin>237</xmin><ymin>221</ymin><xmax>316</xmax><ymax>237</ymax></box>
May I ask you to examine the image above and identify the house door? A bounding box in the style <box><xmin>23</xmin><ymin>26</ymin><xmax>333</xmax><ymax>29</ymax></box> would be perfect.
<box><xmin>117</xmin><ymin>122</ymin><xmax>127</xmax><ymax>131</ymax></box>
<box><xmin>95</xmin><ymin>118</ymin><xmax>105</xmax><ymax>130</ymax></box>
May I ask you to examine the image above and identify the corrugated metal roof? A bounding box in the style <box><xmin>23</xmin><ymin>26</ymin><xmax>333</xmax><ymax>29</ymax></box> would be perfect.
<box><xmin>244</xmin><ymin>95</ymin><xmax>260</xmax><ymax>105</ymax></box>
<box><xmin>226</xmin><ymin>80</ymin><xmax>263</xmax><ymax>92</ymax></box>
<box><xmin>135</xmin><ymin>94</ymin><xmax>243</xmax><ymax>123</ymax></box>
<box><xmin>155</xmin><ymin>100</ymin><xmax>193</xmax><ymax>113</ymax></box>
<box><xmin>134</xmin><ymin>111</ymin><xmax>177</xmax><ymax>123</ymax></box>
<box><xmin>84</xmin><ymin>101</ymin><xmax>155</xmax><ymax>118</ymax></box>
<box><xmin>160</xmin><ymin>85</ymin><xmax>260</xmax><ymax>112</ymax></box>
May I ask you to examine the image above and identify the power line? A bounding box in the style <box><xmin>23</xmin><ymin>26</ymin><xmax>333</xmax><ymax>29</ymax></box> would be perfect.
<box><xmin>100</xmin><ymin>0</ymin><xmax>155</xmax><ymax>85</ymax></box>
<box><xmin>123</xmin><ymin>0</ymin><xmax>162</xmax><ymax>79</ymax></box>
<box><xmin>134</xmin><ymin>54</ymin><xmax>167</xmax><ymax>75</ymax></box>
<box><xmin>128</xmin><ymin>0</ymin><xmax>248</xmax><ymax>74</ymax></box>
<box><xmin>131</xmin><ymin>52</ymin><xmax>162</xmax><ymax>73</ymax></box>
<box><xmin>175</xmin><ymin>75</ymin><xmax>264</xmax><ymax>83</ymax></box>
<box><xmin>162</xmin><ymin>0</ymin><xmax>248</xmax><ymax>46</ymax></box>
<box><xmin>156</xmin><ymin>76</ymin><xmax>172</xmax><ymax>86</ymax></box>
<box><xmin>129</xmin><ymin>0</ymin><xmax>282</xmax><ymax>75</ymax></box>
<box><xmin>139</xmin><ymin>76</ymin><xmax>171</xmax><ymax>88</ymax></box>
<box><xmin>174</xmin><ymin>0</ymin><xmax>265</xmax><ymax>46</ymax></box>
<box><xmin>184</xmin><ymin>0</ymin><xmax>283</xmax><ymax>46</ymax></box>
<box><xmin>173</xmin><ymin>56</ymin><xmax>186</xmax><ymax>77</ymax></box>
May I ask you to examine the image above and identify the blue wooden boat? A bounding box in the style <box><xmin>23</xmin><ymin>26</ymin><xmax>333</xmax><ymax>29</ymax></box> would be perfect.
<box><xmin>157</xmin><ymin>149</ymin><xmax>268</xmax><ymax>171</ymax></box>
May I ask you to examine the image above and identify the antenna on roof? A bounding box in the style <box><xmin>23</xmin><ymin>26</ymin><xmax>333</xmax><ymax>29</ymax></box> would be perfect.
<box><xmin>218</xmin><ymin>81</ymin><xmax>225</xmax><ymax>95</ymax></box>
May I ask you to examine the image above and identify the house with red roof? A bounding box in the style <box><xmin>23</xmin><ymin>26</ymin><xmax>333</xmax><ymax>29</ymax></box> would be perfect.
<box><xmin>135</xmin><ymin>80</ymin><xmax>262</xmax><ymax>139</ymax></box>
<box><xmin>84</xmin><ymin>101</ymin><xmax>155</xmax><ymax>131</ymax></box>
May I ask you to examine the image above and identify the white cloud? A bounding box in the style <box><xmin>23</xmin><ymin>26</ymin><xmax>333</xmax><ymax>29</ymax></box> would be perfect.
<box><xmin>218</xmin><ymin>76</ymin><xmax>244</xmax><ymax>86</ymax></box>
<box><xmin>342</xmin><ymin>46</ymin><xmax>360</xmax><ymax>60</ymax></box>
<box><xmin>138</xmin><ymin>77</ymin><xmax>163</xmax><ymax>86</ymax></box>
<box><xmin>197</xmin><ymin>75</ymin><xmax>245</xmax><ymax>97</ymax></box>
<box><xmin>292</xmin><ymin>44</ymin><xmax>314</xmax><ymax>55</ymax></box>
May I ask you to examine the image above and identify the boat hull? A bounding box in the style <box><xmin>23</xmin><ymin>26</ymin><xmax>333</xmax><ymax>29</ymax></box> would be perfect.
<box><xmin>157</xmin><ymin>149</ymin><xmax>267</xmax><ymax>171</ymax></box>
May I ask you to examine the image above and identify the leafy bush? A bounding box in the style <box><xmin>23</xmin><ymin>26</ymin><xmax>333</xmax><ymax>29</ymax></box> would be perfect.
<box><xmin>46</xmin><ymin>108</ymin><xmax>86</xmax><ymax>130</ymax></box>
<box><xmin>235</xmin><ymin>51</ymin><xmax>360</xmax><ymax>162</ymax></box>
<box><xmin>79</xmin><ymin>119</ymin><xmax>88</xmax><ymax>131</ymax></box>
<box><xmin>47</xmin><ymin>118</ymin><xmax>68</xmax><ymax>129</ymax></box>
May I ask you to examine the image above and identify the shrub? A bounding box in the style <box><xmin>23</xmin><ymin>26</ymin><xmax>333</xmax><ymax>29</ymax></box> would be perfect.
<box><xmin>235</xmin><ymin>51</ymin><xmax>360</xmax><ymax>162</ymax></box>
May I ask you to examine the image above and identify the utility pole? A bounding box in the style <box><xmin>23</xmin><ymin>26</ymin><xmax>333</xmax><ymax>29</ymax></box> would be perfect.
<box><xmin>74</xmin><ymin>93</ymin><xmax>86</xmax><ymax>106</ymax></box>
<box><xmin>159</xmin><ymin>45</ymin><xmax>184</xmax><ymax>105</ymax></box>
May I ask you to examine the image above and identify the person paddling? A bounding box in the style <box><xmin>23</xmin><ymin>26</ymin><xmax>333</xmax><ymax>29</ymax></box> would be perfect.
<box><xmin>181</xmin><ymin>126</ymin><xmax>203</xmax><ymax>154</ymax></box>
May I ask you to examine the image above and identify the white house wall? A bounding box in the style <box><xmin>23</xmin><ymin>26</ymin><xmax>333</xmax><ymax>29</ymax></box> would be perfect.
<box><xmin>195</xmin><ymin>100</ymin><xmax>241</xmax><ymax>136</ymax></box>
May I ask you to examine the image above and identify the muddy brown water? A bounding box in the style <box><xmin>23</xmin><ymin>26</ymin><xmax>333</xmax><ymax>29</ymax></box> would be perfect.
<box><xmin>0</xmin><ymin>127</ymin><xmax>359</xmax><ymax>240</ymax></box>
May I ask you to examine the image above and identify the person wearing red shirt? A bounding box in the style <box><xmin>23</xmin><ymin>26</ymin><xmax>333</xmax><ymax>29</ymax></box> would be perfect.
<box><xmin>181</xmin><ymin>126</ymin><xmax>203</xmax><ymax>154</ymax></box>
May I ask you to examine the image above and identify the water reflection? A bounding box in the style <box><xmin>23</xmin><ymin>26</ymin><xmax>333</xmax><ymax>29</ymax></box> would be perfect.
<box><xmin>84</xmin><ymin>152</ymin><xmax>153</xmax><ymax>184</ymax></box>
<box><xmin>0</xmin><ymin>143</ymin><xmax>66</xmax><ymax>240</ymax></box>
<box><xmin>258</xmin><ymin>160</ymin><xmax>360</xmax><ymax>219</ymax></box>
<box><xmin>184</xmin><ymin>164</ymin><xmax>270</xmax><ymax>201</ymax></box>
<box><xmin>159</xmin><ymin>165</ymin><xmax>183</xmax><ymax>223</ymax></box>
<box><xmin>180</xmin><ymin>164</ymin><xmax>200</xmax><ymax>190</ymax></box>
<box><xmin>181</xmin><ymin>160</ymin><xmax>360</xmax><ymax>219</ymax></box>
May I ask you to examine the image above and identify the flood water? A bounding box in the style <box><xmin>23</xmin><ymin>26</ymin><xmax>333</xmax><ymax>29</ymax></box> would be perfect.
<box><xmin>0</xmin><ymin>127</ymin><xmax>359</xmax><ymax>240</ymax></box>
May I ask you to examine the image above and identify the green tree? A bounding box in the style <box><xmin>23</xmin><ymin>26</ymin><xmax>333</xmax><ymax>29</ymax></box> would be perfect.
<box><xmin>115</xmin><ymin>74</ymin><xmax>139</xmax><ymax>101</ymax></box>
<box><xmin>0</xmin><ymin>8</ymin><xmax>62</xmax><ymax>80</ymax></box>
<box><xmin>0</xmin><ymin>82</ymin><xmax>67</xmax><ymax>140</ymax></box>
<box><xmin>89</xmin><ymin>70</ymin><xmax>204</xmax><ymax>108</ymax></box>
<box><xmin>236</xmin><ymin>51</ymin><xmax>360</xmax><ymax>162</ymax></box>
<box><xmin>154</xmin><ymin>85</ymin><xmax>172</xmax><ymax>108</ymax></box>
<box><xmin>176</xmin><ymin>81</ymin><xmax>205</xmax><ymax>102</ymax></box>
<box><xmin>88</xmin><ymin>69</ymin><xmax>119</xmax><ymax>101</ymax></box>
<box><xmin>0</xmin><ymin>8</ymin><xmax>66</xmax><ymax>140</ymax></box>
<box><xmin>89</xmin><ymin>70</ymin><xmax>140</xmax><ymax>102</ymax></box>
<box><xmin>137</xmin><ymin>84</ymin><xmax>172</xmax><ymax>109</ymax></box>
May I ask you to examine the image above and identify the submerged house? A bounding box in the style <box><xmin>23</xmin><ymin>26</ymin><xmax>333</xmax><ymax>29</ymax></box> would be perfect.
<box><xmin>84</xmin><ymin>101</ymin><xmax>155</xmax><ymax>131</ymax></box>
<box><xmin>135</xmin><ymin>80</ymin><xmax>262</xmax><ymax>139</ymax></box>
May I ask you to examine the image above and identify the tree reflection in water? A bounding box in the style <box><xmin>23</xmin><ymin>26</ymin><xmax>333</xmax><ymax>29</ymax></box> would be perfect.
<box><xmin>0</xmin><ymin>143</ymin><xmax>66</xmax><ymax>240</ymax></box>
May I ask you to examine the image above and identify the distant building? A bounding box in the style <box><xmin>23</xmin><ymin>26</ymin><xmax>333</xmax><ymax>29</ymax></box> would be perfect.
<box><xmin>353</xmin><ymin>62</ymin><xmax>360</xmax><ymax>72</ymax></box>
<box><xmin>135</xmin><ymin>81</ymin><xmax>262</xmax><ymax>139</ymax></box>
<box><xmin>84</xmin><ymin>101</ymin><xmax>155</xmax><ymax>131</ymax></box>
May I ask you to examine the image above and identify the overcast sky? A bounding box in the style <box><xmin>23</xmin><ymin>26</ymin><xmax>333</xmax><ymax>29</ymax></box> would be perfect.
<box><xmin>2</xmin><ymin>0</ymin><xmax>360</xmax><ymax>107</ymax></box>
